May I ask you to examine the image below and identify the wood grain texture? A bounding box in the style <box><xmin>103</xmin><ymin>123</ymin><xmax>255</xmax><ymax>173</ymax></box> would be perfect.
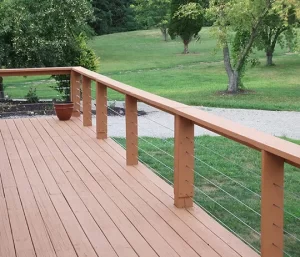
<box><xmin>174</xmin><ymin>115</ymin><xmax>194</xmax><ymax>208</ymax></box>
<box><xmin>96</xmin><ymin>82</ymin><xmax>108</xmax><ymax>139</ymax></box>
<box><xmin>82</xmin><ymin>76</ymin><xmax>92</xmax><ymax>126</ymax></box>
<box><xmin>71</xmin><ymin>71</ymin><xmax>81</xmax><ymax>117</ymax></box>
<box><xmin>126</xmin><ymin>95</ymin><xmax>138</xmax><ymax>165</ymax></box>
<box><xmin>261</xmin><ymin>151</ymin><xmax>284</xmax><ymax>257</ymax></box>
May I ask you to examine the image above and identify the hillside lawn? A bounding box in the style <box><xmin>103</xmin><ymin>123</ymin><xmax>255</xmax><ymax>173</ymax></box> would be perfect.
<box><xmin>3</xmin><ymin>28</ymin><xmax>300</xmax><ymax>111</ymax></box>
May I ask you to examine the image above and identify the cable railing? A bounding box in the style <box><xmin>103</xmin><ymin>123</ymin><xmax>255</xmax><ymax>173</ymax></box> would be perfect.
<box><xmin>0</xmin><ymin>67</ymin><xmax>299</xmax><ymax>257</ymax></box>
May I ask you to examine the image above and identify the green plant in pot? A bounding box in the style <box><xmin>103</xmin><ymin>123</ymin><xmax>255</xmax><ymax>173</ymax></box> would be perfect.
<box><xmin>51</xmin><ymin>34</ymin><xmax>99</xmax><ymax>121</ymax></box>
<box><xmin>52</xmin><ymin>75</ymin><xmax>74</xmax><ymax>121</ymax></box>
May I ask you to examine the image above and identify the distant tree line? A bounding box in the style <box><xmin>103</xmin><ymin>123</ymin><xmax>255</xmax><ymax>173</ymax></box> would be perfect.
<box><xmin>89</xmin><ymin>0</ymin><xmax>141</xmax><ymax>35</ymax></box>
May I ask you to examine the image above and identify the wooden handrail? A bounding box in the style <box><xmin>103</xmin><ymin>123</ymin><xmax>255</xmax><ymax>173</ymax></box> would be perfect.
<box><xmin>0</xmin><ymin>67</ymin><xmax>71</xmax><ymax>76</ymax></box>
<box><xmin>71</xmin><ymin>66</ymin><xmax>300</xmax><ymax>168</ymax></box>
<box><xmin>1</xmin><ymin>66</ymin><xmax>299</xmax><ymax>257</ymax></box>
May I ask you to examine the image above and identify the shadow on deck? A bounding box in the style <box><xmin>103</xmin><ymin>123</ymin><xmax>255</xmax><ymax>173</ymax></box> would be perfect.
<box><xmin>0</xmin><ymin>117</ymin><xmax>258</xmax><ymax>257</ymax></box>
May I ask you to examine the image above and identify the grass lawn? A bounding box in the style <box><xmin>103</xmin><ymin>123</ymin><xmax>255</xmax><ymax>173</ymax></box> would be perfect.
<box><xmin>113</xmin><ymin>136</ymin><xmax>300</xmax><ymax>256</ymax></box>
<box><xmin>90</xmin><ymin>28</ymin><xmax>300</xmax><ymax>111</ymax></box>
<box><xmin>2</xmin><ymin>28</ymin><xmax>300</xmax><ymax>111</ymax></box>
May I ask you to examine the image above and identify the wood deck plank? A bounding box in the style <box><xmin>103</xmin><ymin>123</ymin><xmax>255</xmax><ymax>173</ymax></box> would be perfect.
<box><xmin>104</xmin><ymin>137</ymin><xmax>260</xmax><ymax>257</ymax></box>
<box><xmin>72</xmin><ymin>117</ymin><xmax>260</xmax><ymax>257</ymax></box>
<box><xmin>49</xmin><ymin>118</ymin><xmax>218</xmax><ymax>257</ymax></box>
<box><xmin>29</xmin><ymin>118</ymin><xmax>149</xmax><ymax>257</ymax></box>
<box><xmin>0</xmin><ymin>157</ymin><xmax>16</xmax><ymax>257</ymax></box>
<box><xmin>24</xmin><ymin>119</ymin><xmax>117</xmax><ymax>257</ymax></box>
<box><xmin>4</xmin><ymin>120</ymin><xmax>57</xmax><ymax>257</ymax></box>
<box><xmin>0</xmin><ymin>121</ymin><xmax>37</xmax><ymax>257</ymax></box>
<box><xmin>13</xmin><ymin>119</ymin><xmax>79</xmax><ymax>257</ymax></box>
<box><xmin>42</xmin><ymin>118</ymin><xmax>177</xmax><ymax>257</ymax></box>
<box><xmin>65</xmin><ymin>118</ymin><xmax>224</xmax><ymax>257</ymax></box>
<box><xmin>0</xmin><ymin>116</ymin><xmax>262</xmax><ymax>257</ymax></box>
<box><xmin>21</xmin><ymin>119</ymin><xmax>101</xmax><ymax>257</ymax></box>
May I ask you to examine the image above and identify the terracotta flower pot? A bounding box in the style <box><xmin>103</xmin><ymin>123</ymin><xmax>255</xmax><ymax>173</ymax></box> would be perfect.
<box><xmin>54</xmin><ymin>102</ymin><xmax>74</xmax><ymax>121</ymax></box>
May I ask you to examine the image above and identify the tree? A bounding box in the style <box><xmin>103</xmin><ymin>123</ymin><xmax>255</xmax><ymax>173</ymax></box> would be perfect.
<box><xmin>0</xmin><ymin>0</ymin><xmax>97</xmax><ymax>100</ymax></box>
<box><xmin>169</xmin><ymin>1</ymin><xmax>204</xmax><ymax>54</ymax></box>
<box><xmin>208</xmin><ymin>0</ymin><xmax>279</xmax><ymax>93</ymax></box>
<box><xmin>255</xmin><ymin>3</ymin><xmax>300</xmax><ymax>66</ymax></box>
<box><xmin>90</xmin><ymin>0</ymin><xmax>139</xmax><ymax>35</ymax></box>
<box><xmin>131</xmin><ymin>0</ymin><xmax>171</xmax><ymax>41</ymax></box>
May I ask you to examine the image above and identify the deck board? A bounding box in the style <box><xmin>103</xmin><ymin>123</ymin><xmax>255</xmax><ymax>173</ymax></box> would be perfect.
<box><xmin>0</xmin><ymin>117</ymin><xmax>260</xmax><ymax>257</ymax></box>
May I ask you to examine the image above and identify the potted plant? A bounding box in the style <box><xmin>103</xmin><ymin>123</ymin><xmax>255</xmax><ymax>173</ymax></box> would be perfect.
<box><xmin>53</xmin><ymin>75</ymin><xmax>74</xmax><ymax>121</ymax></box>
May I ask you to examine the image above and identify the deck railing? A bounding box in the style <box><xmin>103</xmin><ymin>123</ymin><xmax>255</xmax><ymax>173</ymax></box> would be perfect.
<box><xmin>1</xmin><ymin>66</ymin><xmax>300</xmax><ymax>257</ymax></box>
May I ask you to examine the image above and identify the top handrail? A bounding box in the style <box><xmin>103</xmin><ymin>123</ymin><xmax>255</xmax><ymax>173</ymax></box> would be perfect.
<box><xmin>0</xmin><ymin>67</ymin><xmax>72</xmax><ymax>76</ymax></box>
<box><xmin>1</xmin><ymin>66</ymin><xmax>299</xmax><ymax>168</ymax></box>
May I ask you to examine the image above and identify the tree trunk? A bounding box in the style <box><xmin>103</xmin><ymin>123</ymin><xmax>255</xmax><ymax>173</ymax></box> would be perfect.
<box><xmin>266</xmin><ymin>51</ymin><xmax>274</xmax><ymax>66</ymax></box>
<box><xmin>223</xmin><ymin>46</ymin><xmax>239</xmax><ymax>93</ymax></box>
<box><xmin>183</xmin><ymin>41</ymin><xmax>189</xmax><ymax>54</ymax></box>
<box><xmin>228</xmin><ymin>71</ymin><xmax>239</xmax><ymax>93</ymax></box>
<box><xmin>0</xmin><ymin>77</ymin><xmax>4</xmax><ymax>100</ymax></box>
<box><xmin>160</xmin><ymin>28</ymin><xmax>168</xmax><ymax>41</ymax></box>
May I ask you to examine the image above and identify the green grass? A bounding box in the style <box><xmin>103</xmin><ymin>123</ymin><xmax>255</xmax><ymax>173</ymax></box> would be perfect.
<box><xmin>4</xmin><ymin>76</ymin><xmax>58</xmax><ymax>100</ymax></box>
<box><xmin>3</xmin><ymin>28</ymin><xmax>300</xmax><ymax>111</ymax></box>
<box><xmin>90</xmin><ymin>28</ymin><xmax>300</xmax><ymax>111</ymax></box>
<box><xmin>113</xmin><ymin>136</ymin><xmax>300</xmax><ymax>256</ymax></box>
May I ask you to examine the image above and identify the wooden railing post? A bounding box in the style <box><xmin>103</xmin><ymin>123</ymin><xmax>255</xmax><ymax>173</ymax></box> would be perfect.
<box><xmin>174</xmin><ymin>115</ymin><xmax>194</xmax><ymax>208</ymax></box>
<box><xmin>96</xmin><ymin>82</ymin><xmax>107</xmax><ymax>139</ymax></box>
<box><xmin>82</xmin><ymin>76</ymin><xmax>92</xmax><ymax>126</ymax></box>
<box><xmin>126</xmin><ymin>95</ymin><xmax>138</xmax><ymax>166</ymax></box>
<box><xmin>70</xmin><ymin>71</ymin><xmax>81</xmax><ymax>117</ymax></box>
<box><xmin>261</xmin><ymin>151</ymin><xmax>284</xmax><ymax>257</ymax></box>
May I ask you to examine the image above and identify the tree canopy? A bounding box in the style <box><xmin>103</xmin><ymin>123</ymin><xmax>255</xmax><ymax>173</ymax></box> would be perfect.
<box><xmin>0</xmin><ymin>0</ymin><xmax>98</xmax><ymax>99</ymax></box>
<box><xmin>169</xmin><ymin>0</ymin><xmax>204</xmax><ymax>54</ymax></box>
<box><xmin>207</xmin><ymin>0</ymin><xmax>297</xmax><ymax>93</ymax></box>
<box><xmin>90</xmin><ymin>0</ymin><xmax>139</xmax><ymax>35</ymax></box>
<box><xmin>131</xmin><ymin>0</ymin><xmax>171</xmax><ymax>41</ymax></box>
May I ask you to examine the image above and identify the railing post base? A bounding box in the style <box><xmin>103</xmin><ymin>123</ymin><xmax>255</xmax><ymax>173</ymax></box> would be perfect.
<box><xmin>174</xmin><ymin>115</ymin><xmax>194</xmax><ymax>208</ymax></box>
<box><xmin>126</xmin><ymin>95</ymin><xmax>138</xmax><ymax>166</ymax></box>
<box><xmin>71</xmin><ymin>71</ymin><xmax>81</xmax><ymax>117</ymax></box>
<box><xmin>82</xmin><ymin>76</ymin><xmax>92</xmax><ymax>127</ymax></box>
<box><xmin>261</xmin><ymin>150</ymin><xmax>284</xmax><ymax>257</ymax></box>
<box><xmin>96</xmin><ymin>82</ymin><xmax>107</xmax><ymax>139</ymax></box>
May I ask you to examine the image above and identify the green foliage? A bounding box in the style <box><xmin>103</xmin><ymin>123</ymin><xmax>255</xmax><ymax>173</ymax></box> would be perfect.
<box><xmin>0</xmin><ymin>0</ymin><xmax>93</xmax><ymax>68</ymax></box>
<box><xmin>90</xmin><ymin>0</ymin><xmax>140</xmax><ymax>35</ymax></box>
<box><xmin>169</xmin><ymin>0</ymin><xmax>204</xmax><ymax>52</ymax></box>
<box><xmin>0</xmin><ymin>0</ymin><xmax>98</xmax><ymax>102</ymax></box>
<box><xmin>25</xmin><ymin>87</ymin><xmax>39</xmax><ymax>103</ymax></box>
<box><xmin>131</xmin><ymin>0</ymin><xmax>171</xmax><ymax>37</ymax></box>
<box><xmin>254</xmin><ymin>3</ymin><xmax>300</xmax><ymax>65</ymax></box>
<box><xmin>54</xmin><ymin>33</ymin><xmax>99</xmax><ymax>102</ymax></box>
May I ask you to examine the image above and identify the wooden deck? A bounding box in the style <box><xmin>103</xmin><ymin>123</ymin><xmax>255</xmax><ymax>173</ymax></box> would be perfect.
<box><xmin>0</xmin><ymin>117</ymin><xmax>259</xmax><ymax>257</ymax></box>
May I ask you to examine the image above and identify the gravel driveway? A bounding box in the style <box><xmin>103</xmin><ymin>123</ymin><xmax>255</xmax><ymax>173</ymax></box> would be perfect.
<box><xmin>92</xmin><ymin>102</ymin><xmax>300</xmax><ymax>140</ymax></box>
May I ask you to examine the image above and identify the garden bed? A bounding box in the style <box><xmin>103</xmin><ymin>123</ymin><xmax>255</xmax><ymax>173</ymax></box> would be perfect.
<box><xmin>0</xmin><ymin>101</ymin><xmax>148</xmax><ymax>119</ymax></box>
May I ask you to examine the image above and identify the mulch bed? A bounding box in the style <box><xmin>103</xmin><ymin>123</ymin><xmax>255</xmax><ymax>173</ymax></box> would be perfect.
<box><xmin>0</xmin><ymin>101</ymin><xmax>55</xmax><ymax>118</ymax></box>
<box><xmin>0</xmin><ymin>101</ymin><xmax>147</xmax><ymax>118</ymax></box>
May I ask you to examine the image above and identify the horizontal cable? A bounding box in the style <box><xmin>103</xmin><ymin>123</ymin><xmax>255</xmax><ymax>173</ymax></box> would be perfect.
<box><xmin>138</xmin><ymin>113</ymin><xmax>174</xmax><ymax>132</ymax></box>
<box><xmin>272</xmin><ymin>244</ymin><xmax>292</xmax><ymax>257</ymax></box>
<box><xmin>136</xmin><ymin>145</ymin><xmax>174</xmax><ymax>173</ymax></box>
<box><xmin>110</xmin><ymin>137</ymin><xmax>174</xmax><ymax>185</ymax></box>
<box><xmin>192</xmin><ymin>184</ymin><xmax>261</xmax><ymax>236</ymax></box>
<box><xmin>193</xmin><ymin>198</ymin><xmax>260</xmax><ymax>254</ymax></box>
<box><xmin>193</xmin><ymin>169</ymin><xmax>261</xmax><ymax>216</ymax></box>
<box><xmin>273</xmin><ymin>183</ymin><xmax>300</xmax><ymax>201</ymax></box>
<box><xmin>194</xmin><ymin>140</ymin><xmax>261</xmax><ymax>178</ymax></box>
<box><xmin>137</xmin><ymin>136</ymin><xmax>174</xmax><ymax>159</ymax></box>
<box><xmin>192</xmin><ymin>154</ymin><xmax>261</xmax><ymax>198</ymax></box>
<box><xmin>284</xmin><ymin>229</ymin><xmax>300</xmax><ymax>244</ymax></box>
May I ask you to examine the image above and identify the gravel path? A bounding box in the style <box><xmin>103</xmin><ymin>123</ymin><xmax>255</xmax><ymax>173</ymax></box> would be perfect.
<box><xmin>91</xmin><ymin>102</ymin><xmax>300</xmax><ymax>139</ymax></box>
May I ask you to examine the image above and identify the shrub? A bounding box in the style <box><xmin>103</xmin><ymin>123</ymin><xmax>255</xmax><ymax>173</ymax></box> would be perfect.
<box><xmin>25</xmin><ymin>87</ymin><xmax>39</xmax><ymax>103</ymax></box>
